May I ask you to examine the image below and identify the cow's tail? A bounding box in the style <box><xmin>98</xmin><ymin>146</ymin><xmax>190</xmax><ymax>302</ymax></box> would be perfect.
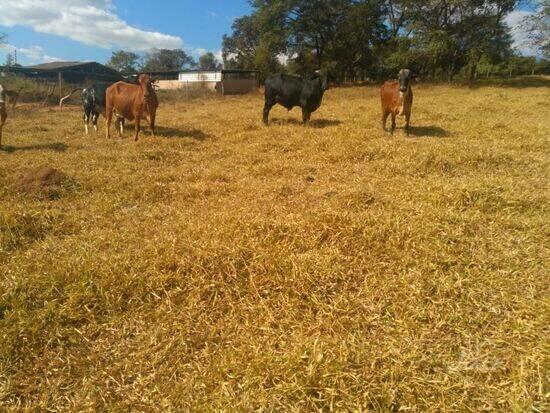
<box><xmin>59</xmin><ymin>88</ymin><xmax>82</xmax><ymax>111</ymax></box>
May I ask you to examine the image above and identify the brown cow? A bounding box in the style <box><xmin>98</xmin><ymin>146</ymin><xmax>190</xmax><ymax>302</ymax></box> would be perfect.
<box><xmin>0</xmin><ymin>84</ymin><xmax>7</xmax><ymax>148</ymax></box>
<box><xmin>105</xmin><ymin>74</ymin><xmax>158</xmax><ymax>141</ymax></box>
<box><xmin>381</xmin><ymin>69</ymin><xmax>414</xmax><ymax>136</ymax></box>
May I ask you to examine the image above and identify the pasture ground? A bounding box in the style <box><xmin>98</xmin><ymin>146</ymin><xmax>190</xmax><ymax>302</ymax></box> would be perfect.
<box><xmin>1</xmin><ymin>78</ymin><xmax>549</xmax><ymax>411</ymax></box>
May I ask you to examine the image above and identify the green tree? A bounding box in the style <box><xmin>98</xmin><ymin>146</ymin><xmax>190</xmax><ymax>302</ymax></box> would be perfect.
<box><xmin>223</xmin><ymin>13</ymin><xmax>283</xmax><ymax>76</ymax></box>
<box><xmin>524</xmin><ymin>0</ymin><xmax>550</xmax><ymax>58</ymax></box>
<box><xmin>142</xmin><ymin>49</ymin><xmax>196</xmax><ymax>72</ymax></box>
<box><xmin>330</xmin><ymin>0</ymin><xmax>388</xmax><ymax>81</ymax></box>
<box><xmin>252</xmin><ymin>0</ymin><xmax>352</xmax><ymax>70</ymax></box>
<box><xmin>4</xmin><ymin>52</ymin><xmax>16</xmax><ymax>67</ymax></box>
<box><xmin>397</xmin><ymin>0</ymin><xmax>516</xmax><ymax>82</ymax></box>
<box><xmin>198</xmin><ymin>52</ymin><xmax>222</xmax><ymax>70</ymax></box>
<box><xmin>107</xmin><ymin>50</ymin><xmax>141</xmax><ymax>73</ymax></box>
<box><xmin>222</xmin><ymin>15</ymin><xmax>260</xmax><ymax>69</ymax></box>
<box><xmin>222</xmin><ymin>0</ymin><xmax>524</xmax><ymax>83</ymax></box>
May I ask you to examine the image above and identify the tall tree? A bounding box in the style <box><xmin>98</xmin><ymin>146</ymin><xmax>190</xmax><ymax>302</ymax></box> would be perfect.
<box><xmin>523</xmin><ymin>0</ymin><xmax>550</xmax><ymax>58</ymax></box>
<box><xmin>223</xmin><ymin>0</ymin><xmax>524</xmax><ymax>82</ymax></box>
<box><xmin>4</xmin><ymin>53</ymin><xmax>15</xmax><ymax>67</ymax></box>
<box><xmin>223</xmin><ymin>15</ymin><xmax>260</xmax><ymax>69</ymax></box>
<box><xmin>399</xmin><ymin>0</ymin><xmax>516</xmax><ymax>82</ymax></box>
<box><xmin>252</xmin><ymin>0</ymin><xmax>352</xmax><ymax>69</ymax></box>
<box><xmin>331</xmin><ymin>0</ymin><xmax>388</xmax><ymax>81</ymax></box>
<box><xmin>107</xmin><ymin>50</ymin><xmax>141</xmax><ymax>73</ymax></box>
<box><xmin>223</xmin><ymin>13</ymin><xmax>283</xmax><ymax>75</ymax></box>
<box><xmin>198</xmin><ymin>52</ymin><xmax>222</xmax><ymax>70</ymax></box>
<box><xmin>384</xmin><ymin>0</ymin><xmax>411</xmax><ymax>39</ymax></box>
<box><xmin>142</xmin><ymin>49</ymin><xmax>196</xmax><ymax>72</ymax></box>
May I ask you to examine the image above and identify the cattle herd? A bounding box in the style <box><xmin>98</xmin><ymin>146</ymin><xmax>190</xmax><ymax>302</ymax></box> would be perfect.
<box><xmin>0</xmin><ymin>69</ymin><xmax>415</xmax><ymax>148</ymax></box>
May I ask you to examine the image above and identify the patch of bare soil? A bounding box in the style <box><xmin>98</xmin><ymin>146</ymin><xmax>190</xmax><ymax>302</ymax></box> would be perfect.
<box><xmin>14</xmin><ymin>166</ymin><xmax>76</xmax><ymax>199</ymax></box>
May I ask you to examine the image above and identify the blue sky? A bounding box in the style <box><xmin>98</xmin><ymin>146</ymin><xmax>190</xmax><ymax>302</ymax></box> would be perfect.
<box><xmin>0</xmin><ymin>1</ymin><xmax>539</xmax><ymax>66</ymax></box>
<box><xmin>0</xmin><ymin>0</ymin><xmax>251</xmax><ymax>66</ymax></box>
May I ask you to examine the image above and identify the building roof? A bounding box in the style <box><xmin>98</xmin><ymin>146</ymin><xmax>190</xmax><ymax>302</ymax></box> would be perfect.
<box><xmin>127</xmin><ymin>69</ymin><xmax>260</xmax><ymax>76</ymax></box>
<box><xmin>26</xmin><ymin>61</ymin><xmax>90</xmax><ymax>70</ymax></box>
<box><xmin>4</xmin><ymin>61</ymin><xmax>123</xmax><ymax>82</ymax></box>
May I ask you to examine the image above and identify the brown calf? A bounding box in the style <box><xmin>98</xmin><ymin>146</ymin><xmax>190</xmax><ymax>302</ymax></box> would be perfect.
<box><xmin>105</xmin><ymin>74</ymin><xmax>158</xmax><ymax>141</ymax></box>
<box><xmin>381</xmin><ymin>69</ymin><xmax>413</xmax><ymax>135</ymax></box>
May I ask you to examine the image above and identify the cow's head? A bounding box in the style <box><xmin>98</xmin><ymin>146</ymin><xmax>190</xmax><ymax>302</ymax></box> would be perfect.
<box><xmin>398</xmin><ymin>69</ymin><xmax>412</xmax><ymax>92</ymax></box>
<box><xmin>138</xmin><ymin>74</ymin><xmax>155</xmax><ymax>99</ymax></box>
<box><xmin>314</xmin><ymin>70</ymin><xmax>329</xmax><ymax>91</ymax></box>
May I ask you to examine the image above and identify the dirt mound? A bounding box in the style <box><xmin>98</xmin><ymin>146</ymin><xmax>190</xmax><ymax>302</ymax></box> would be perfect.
<box><xmin>15</xmin><ymin>166</ymin><xmax>75</xmax><ymax>199</ymax></box>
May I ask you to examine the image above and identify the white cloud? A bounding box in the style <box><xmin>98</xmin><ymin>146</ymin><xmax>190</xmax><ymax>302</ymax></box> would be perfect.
<box><xmin>277</xmin><ymin>53</ymin><xmax>290</xmax><ymax>65</ymax></box>
<box><xmin>505</xmin><ymin>9</ymin><xmax>538</xmax><ymax>56</ymax></box>
<box><xmin>189</xmin><ymin>48</ymin><xmax>223</xmax><ymax>65</ymax></box>
<box><xmin>0</xmin><ymin>0</ymin><xmax>183</xmax><ymax>51</ymax></box>
<box><xmin>276</xmin><ymin>53</ymin><xmax>298</xmax><ymax>65</ymax></box>
<box><xmin>0</xmin><ymin>43</ymin><xmax>61</xmax><ymax>64</ymax></box>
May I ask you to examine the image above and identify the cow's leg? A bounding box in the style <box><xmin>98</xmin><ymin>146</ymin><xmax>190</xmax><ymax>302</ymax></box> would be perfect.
<box><xmin>302</xmin><ymin>108</ymin><xmax>310</xmax><ymax>125</ymax></box>
<box><xmin>134</xmin><ymin>115</ymin><xmax>141</xmax><ymax>141</ymax></box>
<box><xmin>116</xmin><ymin>117</ymin><xmax>125</xmax><ymax>135</ymax></box>
<box><xmin>84</xmin><ymin>110</ymin><xmax>90</xmax><ymax>135</ymax></box>
<box><xmin>390</xmin><ymin>113</ymin><xmax>396</xmax><ymax>136</ymax></box>
<box><xmin>263</xmin><ymin>100</ymin><xmax>274</xmax><ymax>125</ymax></box>
<box><xmin>115</xmin><ymin>117</ymin><xmax>124</xmax><ymax>138</ymax></box>
<box><xmin>382</xmin><ymin>110</ymin><xmax>389</xmax><ymax>132</ymax></box>
<box><xmin>105</xmin><ymin>107</ymin><xmax>113</xmax><ymax>139</ymax></box>
<box><xmin>92</xmin><ymin>111</ymin><xmax>99</xmax><ymax>133</ymax></box>
<box><xmin>405</xmin><ymin>113</ymin><xmax>411</xmax><ymax>136</ymax></box>
<box><xmin>149</xmin><ymin>113</ymin><xmax>156</xmax><ymax>137</ymax></box>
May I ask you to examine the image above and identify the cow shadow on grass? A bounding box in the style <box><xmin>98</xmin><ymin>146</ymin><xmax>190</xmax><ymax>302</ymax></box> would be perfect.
<box><xmin>1</xmin><ymin>142</ymin><xmax>69</xmax><ymax>153</ymax></box>
<box><xmin>270</xmin><ymin>118</ymin><xmax>342</xmax><ymax>128</ymax></box>
<box><xmin>408</xmin><ymin>125</ymin><xmax>450</xmax><ymax>138</ymax></box>
<box><xmin>154</xmin><ymin>126</ymin><xmax>212</xmax><ymax>141</ymax></box>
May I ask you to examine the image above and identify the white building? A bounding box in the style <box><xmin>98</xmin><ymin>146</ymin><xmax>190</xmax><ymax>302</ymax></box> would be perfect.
<box><xmin>154</xmin><ymin>69</ymin><xmax>260</xmax><ymax>95</ymax></box>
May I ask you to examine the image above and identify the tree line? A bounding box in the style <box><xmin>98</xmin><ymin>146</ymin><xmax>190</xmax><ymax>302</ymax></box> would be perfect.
<box><xmin>221</xmin><ymin>0</ymin><xmax>550</xmax><ymax>82</ymax></box>
<box><xmin>106</xmin><ymin>49</ymin><xmax>222</xmax><ymax>73</ymax></box>
<box><xmin>2</xmin><ymin>2</ymin><xmax>548</xmax><ymax>81</ymax></box>
<box><xmin>0</xmin><ymin>34</ymin><xmax>223</xmax><ymax>73</ymax></box>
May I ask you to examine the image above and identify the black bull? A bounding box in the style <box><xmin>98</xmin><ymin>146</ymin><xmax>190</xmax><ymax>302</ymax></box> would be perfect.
<box><xmin>263</xmin><ymin>72</ymin><xmax>329</xmax><ymax>125</ymax></box>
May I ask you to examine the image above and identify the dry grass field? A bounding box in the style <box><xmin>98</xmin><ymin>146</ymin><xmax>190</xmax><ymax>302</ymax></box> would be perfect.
<box><xmin>0</xmin><ymin>77</ymin><xmax>549</xmax><ymax>412</ymax></box>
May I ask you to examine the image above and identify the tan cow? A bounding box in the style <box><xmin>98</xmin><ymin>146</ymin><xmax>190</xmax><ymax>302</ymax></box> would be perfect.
<box><xmin>380</xmin><ymin>69</ymin><xmax>414</xmax><ymax>136</ymax></box>
<box><xmin>105</xmin><ymin>74</ymin><xmax>158</xmax><ymax>141</ymax></box>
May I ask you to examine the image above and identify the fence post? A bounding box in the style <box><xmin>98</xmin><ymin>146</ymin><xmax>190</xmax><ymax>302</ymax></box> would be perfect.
<box><xmin>58</xmin><ymin>72</ymin><xmax>63</xmax><ymax>102</ymax></box>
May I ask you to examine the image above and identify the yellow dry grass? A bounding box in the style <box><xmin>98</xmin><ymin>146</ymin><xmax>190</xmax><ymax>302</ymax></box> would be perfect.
<box><xmin>0</xmin><ymin>77</ymin><xmax>549</xmax><ymax>412</ymax></box>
